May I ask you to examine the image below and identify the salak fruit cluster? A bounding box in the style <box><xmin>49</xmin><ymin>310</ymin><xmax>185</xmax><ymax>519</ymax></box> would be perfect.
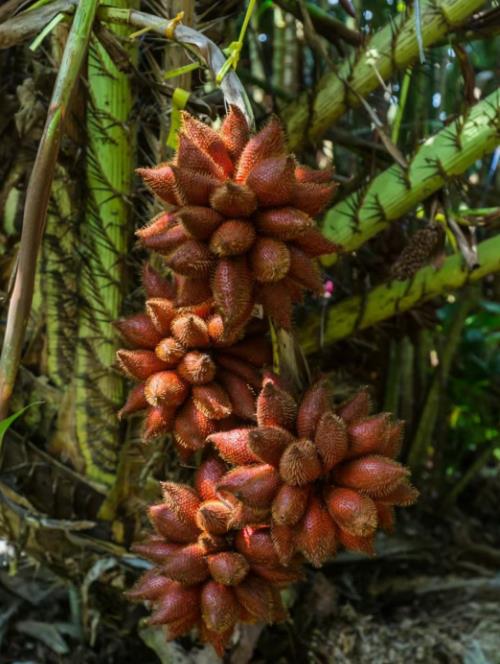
<box><xmin>120</xmin><ymin>107</ymin><xmax>417</xmax><ymax>655</ymax></box>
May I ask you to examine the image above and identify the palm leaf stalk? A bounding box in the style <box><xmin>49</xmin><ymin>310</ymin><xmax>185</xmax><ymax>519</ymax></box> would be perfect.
<box><xmin>300</xmin><ymin>234</ymin><xmax>500</xmax><ymax>353</ymax></box>
<box><xmin>282</xmin><ymin>0</ymin><xmax>489</xmax><ymax>149</ymax></box>
<box><xmin>0</xmin><ymin>0</ymin><xmax>99</xmax><ymax>419</ymax></box>
<box><xmin>321</xmin><ymin>89</ymin><xmax>500</xmax><ymax>266</ymax></box>
<box><xmin>74</xmin><ymin>0</ymin><xmax>137</xmax><ymax>488</ymax></box>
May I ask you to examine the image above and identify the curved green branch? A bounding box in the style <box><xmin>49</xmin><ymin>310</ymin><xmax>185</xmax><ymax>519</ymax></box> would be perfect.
<box><xmin>321</xmin><ymin>89</ymin><xmax>500</xmax><ymax>266</ymax></box>
<box><xmin>282</xmin><ymin>0</ymin><xmax>488</xmax><ymax>149</ymax></box>
<box><xmin>300</xmin><ymin>234</ymin><xmax>500</xmax><ymax>353</ymax></box>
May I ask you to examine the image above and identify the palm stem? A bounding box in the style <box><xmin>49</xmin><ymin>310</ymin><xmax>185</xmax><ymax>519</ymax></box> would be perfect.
<box><xmin>0</xmin><ymin>0</ymin><xmax>98</xmax><ymax>419</ymax></box>
<box><xmin>282</xmin><ymin>0</ymin><xmax>489</xmax><ymax>148</ymax></box>
<box><xmin>322</xmin><ymin>89</ymin><xmax>500</xmax><ymax>266</ymax></box>
<box><xmin>300</xmin><ymin>234</ymin><xmax>500</xmax><ymax>353</ymax></box>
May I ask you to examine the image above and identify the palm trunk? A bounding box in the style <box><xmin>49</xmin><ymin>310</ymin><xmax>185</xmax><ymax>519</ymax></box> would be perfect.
<box><xmin>75</xmin><ymin>0</ymin><xmax>137</xmax><ymax>488</ymax></box>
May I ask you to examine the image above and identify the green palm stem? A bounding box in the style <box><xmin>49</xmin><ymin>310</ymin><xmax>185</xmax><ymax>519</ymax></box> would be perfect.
<box><xmin>75</xmin><ymin>0</ymin><xmax>137</xmax><ymax>489</ymax></box>
<box><xmin>300</xmin><ymin>234</ymin><xmax>500</xmax><ymax>353</ymax></box>
<box><xmin>321</xmin><ymin>89</ymin><xmax>500</xmax><ymax>267</ymax></box>
<box><xmin>407</xmin><ymin>287</ymin><xmax>476</xmax><ymax>472</ymax></box>
<box><xmin>282</xmin><ymin>0</ymin><xmax>488</xmax><ymax>149</ymax></box>
<box><xmin>0</xmin><ymin>0</ymin><xmax>98</xmax><ymax>420</ymax></box>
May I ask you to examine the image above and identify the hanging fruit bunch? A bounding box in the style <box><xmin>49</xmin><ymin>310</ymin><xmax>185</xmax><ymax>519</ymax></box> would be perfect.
<box><xmin>120</xmin><ymin>106</ymin><xmax>417</xmax><ymax>655</ymax></box>
<box><xmin>136</xmin><ymin>105</ymin><xmax>339</xmax><ymax>331</ymax></box>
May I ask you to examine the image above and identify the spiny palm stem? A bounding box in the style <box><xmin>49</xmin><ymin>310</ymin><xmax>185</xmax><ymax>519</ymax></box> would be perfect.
<box><xmin>321</xmin><ymin>89</ymin><xmax>500</xmax><ymax>266</ymax></box>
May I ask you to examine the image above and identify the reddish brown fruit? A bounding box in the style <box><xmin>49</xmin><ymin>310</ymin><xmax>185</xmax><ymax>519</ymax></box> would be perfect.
<box><xmin>279</xmin><ymin>439</ymin><xmax>322</xmax><ymax>486</ymax></box>
<box><xmin>270</xmin><ymin>522</ymin><xmax>296</xmax><ymax>565</ymax></box>
<box><xmin>314</xmin><ymin>412</ymin><xmax>348</xmax><ymax>470</ymax></box>
<box><xmin>215</xmin><ymin>353</ymin><xmax>262</xmax><ymax>390</ymax></box>
<box><xmin>338</xmin><ymin>529</ymin><xmax>375</xmax><ymax>555</ymax></box>
<box><xmin>235</xmin><ymin>527</ymin><xmax>279</xmax><ymax>564</ymax></box>
<box><xmin>256</xmin><ymin>380</ymin><xmax>297</xmax><ymax>429</ymax></box>
<box><xmin>235</xmin><ymin>116</ymin><xmax>285</xmax><ymax>182</ymax></box>
<box><xmin>218</xmin><ymin>464</ymin><xmax>281</xmax><ymax>509</ymax></box>
<box><xmin>161</xmin><ymin>482</ymin><xmax>200</xmax><ymax>521</ymax></box>
<box><xmin>143</xmin><ymin>403</ymin><xmax>176</xmax><ymax>440</ymax></box>
<box><xmin>375</xmin><ymin>503</ymin><xmax>395</xmax><ymax>532</ymax></box>
<box><xmin>257</xmin><ymin>282</ymin><xmax>293</xmax><ymax>329</ymax></box>
<box><xmin>180</xmin><ymin>111</ymin><xmax>233</xmax><ymax>176</ymax></box>
<box><xmin>162</xmin><ymin>543</ymin><xmax>210</xmax><ymax>584</ymax></box>
<box><xmin>347</xmin><ymin>413</ymin><xmax>391</xmax><ymax>458</ymax></box>
<box><xmin>196</xmin><ymin>499</ymin><xmax>233</xmax><ymax>535</ymax></box>
<box><xmin>148</xmin><ymin>503</ymin><xmax>200</xmax><ymax>543</ymax></box>
<box><xmin>217</xmin><ymin>370</ymin><xmax>256</xmax><ymax>421</ymax></box>
<box><xmin>250</xmin><ymin>237</ymin><xmax>291</xmax><ymax>283</ymax></box>
<box><xmin>167</xmin><ymin>239</ymin><xmax>214</xmax><ymax>277</ymax></box>
<box><xmin>176</xmin><ymin>205</ymin><xmax>223</xmax><ymax>240</ymax></box>
<box><xmin>288</xmin><ymin>246</ymin><xmax>322</xmax><ymax>293</ymax></box>
<box><xmin>137</xmin><ymin>165</ymin><xmax>183</xmax><ymax>205</ymax></box>
<box><xmin>194</xmin><ymin>456</ymin><xmax>227</xmax><ymax>501</ymax></box>
<box><xmin>118</xmin><ymin>383</ymin><xmax>148</xmax><ymax>419</ymax></box>
<box><xmin>272</xmin><ymin>484</ymin><xmax>310</xmax><ymax>526</ymax></box>
<box><xmin>291</xmin><ymin>181</ymin><xmax>336</xmax><ymax>217</ymax></box>
<box><xmin>297</xmin><ymin>378</ymin><xmax>330</xmax><ymax>439</ymax></box>
<box><xmin>175</xmin><ymin>275</ymin><xmax>212</xmax><ymax>306</ymax></box>
<box><xmin>126</xmin><ymin>571</ymin><xmax>174</xmax><ymax>601</ymax></box>
<box><xmin>149</xmin><ymin>582</ymin><xmax>200</xmax><ymax>624</ymax></box>
<box><xmin>219</xmin><ymin>104</ymin><xmax>250</xmax><ymax>161</ymax></box>
<box><xmin>381</xmin><ymin>420</ymin><xmax>405</xmax><ymax>459</ymax></box>
<box><xmin>164</xmin><ymin>611</ymin><xmax>199</xmax><ymax>640</ymax></box>
<box><xmin>192</xmin><ymin>383</ymin><xmax>232</xmax><ymax>420</ymax></box>
<box><xmin>337</xmin><ymin>389</ymin><xmax>372</xmax><ymax>424</ymax></box>
<box><xmin>207</xmin><ymin>552</ymin><xmax>250</xmax><ymax>586</ymax></box>
<box><xmin>155</xmin><ymin>337</ymin><xmax>185</xmax><ymax>366</ymax></box>
<box><xmin>201</xmin><ymin>582</ymin><xmax>239</xmax><ymax>633</ymax></box>
<box><xmin>176</xmin><ymin>351</ymin><xmax>216</xmax><ymax>385</ymax></box>
<box><xmin>247</xmin><ymin>426</ymin><xmax>294</xmax><ymax>467</ymax></box>
<box><xmin>212</xmin><ymin>257</ymin><xmax>253</xmax><ymax>327</ymax></box>
<box><xmin>116</xmin><ymin>349</ymin><xmax>168</xmax><ymax>380</ymax></box>
<box><xmin>144</xmin><ymin>371</ymin><xmax>188</xmax><ymax>407</ymax></box>
<box><xmin>207</xmin><ymin>429</ymin><xmax>257</xmax><ymax>465</ymax></box>
<box><xmin>209</xmin><ymin>181</ymin><xmax>257</xmax><ymax>217</ymax></box>
<box><xmin>334</xmin><ymin>455</ymin><xmax>409</xmax><ymax>497</ymax></box>
<box><xmin>146</xmin><ymin>298</ymin><xmax>175</xmax><ymax>334</ymax></box>
<box><xmin>210</xmin><ymin>219</ymin><xmax>256</xmax><ymax>257</ymax></box>
<box><xmin>234</xmin><ymin>575</ymin><xmax>278</xmax><ymax>622</ymax></box>
<box><xmin>130</xmin><ymin>539</ymin><xmax>181</xmax><ymax>564</ymax></box>
<box><xmin>255</xmin><ymin>207</ymin><xmax>313</xmax><ymax>240</ymax></box>
<box><xmin>251</xmin><ymin>563</ymin><xmax>303</xmax><ymax>586</ymax></box>
<box><xmin>377</xmin><ymin>480</ymin><xmax>419</xmax><ymax>506</ymax></box>
<box><xmin>224</xmin><ymin>337</ymin><xmax>273</xmax><ymax>367</ymax></box>
<box><xmin>324</xmin><ymin>487</ymin><xmax>378</xmax><ymax>537</ymax></box>
<box><xmin>246</xmin><ymin>156</ymin><xmax>295</xmax><ymax>207</ymax></box>
<box><xmin>174</xmin><ymin>400</ymin><xmax>216</xmax><ymax>450</ymax></box>
<box><xmin>296</xmin><ymin>496</ymin><xmax>337</xmax><ymax>567</ymax></box>
<box><xmin>295</xmin><ymin>164</ymin><xmax>334</xmax><ymax>184</ymax></box>
<box><xmin>176</xmin><ymin>133</ymin><xmax>225</xmax><ymax>179</ymax></box>
<box><xmin>142</xmin><ymin>264</ymin><xmax>175</xmax><ymax>299</ymax></box>
<box><xmin>292</xmin><ymin>228</ymin><xmax>341</xmax><ymax>257</ymax></box>
<box><xmin>115</xmin><ymin>313</ymin><xmax>163</xmax><ymax>349</ymax></box>
<box><xmin>171</xmin><ymin>314</ymin><xmax>210</xmax><ymax>348</ymax></box>
<box><xmin>140</xmin><ymin>223</ymin><xmax>189</xmax><ymax>255</ymax></box>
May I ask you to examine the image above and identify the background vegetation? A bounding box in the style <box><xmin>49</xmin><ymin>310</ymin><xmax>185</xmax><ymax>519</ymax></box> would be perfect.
<box><xmin>0</xmin><ymin>0</ymin><xmax>499</xmax><ymax>661</ymax></box>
